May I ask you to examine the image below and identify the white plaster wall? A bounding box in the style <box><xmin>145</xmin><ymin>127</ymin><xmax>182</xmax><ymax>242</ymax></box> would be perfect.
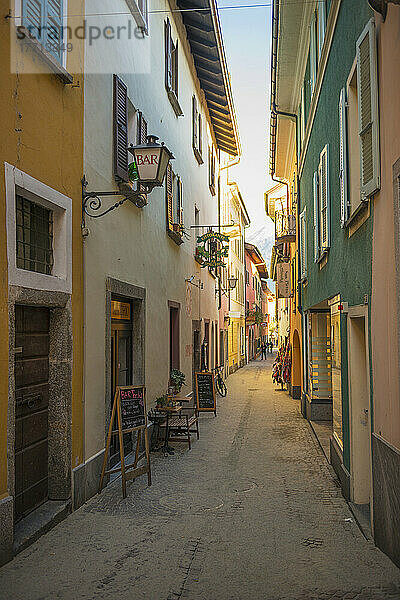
<box><xmin>83</xmin><ymin>0</ymin><xmax>220</xmax><ymax>458</ymax></box>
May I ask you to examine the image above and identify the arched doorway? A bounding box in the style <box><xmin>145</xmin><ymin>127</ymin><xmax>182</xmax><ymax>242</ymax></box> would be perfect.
<box><xmin>292</xmin><ymin>329</ymin><xmax>301</xmax><ymax>399</ymax></box>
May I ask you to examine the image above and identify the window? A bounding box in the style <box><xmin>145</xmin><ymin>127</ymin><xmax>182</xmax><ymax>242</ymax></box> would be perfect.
<box><xmin>113</xmin><ymin>74</ymin><xmax>149</xmax><ymax>199</ymax></box>
<box><xmin>299</xmin><ymin>208</ymin><xmax>307</xmax><ymax>280</ymax></box>
<box><xmin>246</xmin><ymin>269</ymin><xmax>249</xmax><ymax>285</ymax></box>
<box><xmin>192</xmin><ymin>96</ymin><xmax>203</xmax><ymax>163</ymax></box>
<box><xmin>169</xmin><ymin>304</ymin><xmax>180</xmax><ymax>371</ymax></box>
<box><xmin>356</xmin><ymin>19</ymin><xmax>380</xmax><ymax>200</ymax></box>
<box><xmin>16</xmin><ymin>195</ymin><xmax>53</xmax><ymax>274</ymax></box>
<box><xmin>113</xmin><ymin>75</ymin><xmax>129</xmax><ymax>181</ymax></box>
<box><xmin>313</xmin><ymin>145</ymin><xmax>330</xmax><ymax>261</ymax></box>
<box><xmin>309</xmin><ymin>1</ymin><xmax>327</xmax><ymax>95</ymax></box>
<box><xmin>5</xmin><ymin>163</ymin><xmax>72</xmax><ymax>294</ymax></box>
<box><xmin>166</xmin><ymin>164</ymin><xmax>184</xmax><ymax>244</ymax></box>
<box><xmin>338</xmin><ymin>88</ymin><xmax>349</xmax><ymax>226</ymax></box>
<box><xmin>208</xmin><ymin>146</ymin><xmax>216</xmax><ymax>195</ymax></box>
<box><xmin>318</xmin><ymin>145</ymin><xmax>330</xmax><ymax>252</ymax></box>
<box><xmin>240</xmin><ymin>327</ymin><xmax>245</xmax><ymax>356</ymax></box>
<box><xmin>165</xmin><ymin>19</ymin><xmax>183</xmax><ymax>116</ymax></box>
<box><xmin>126</xmin><ymin>0</ymin><xmax>148</xmax><ymax>33</ymax></box>
<box><xmin>21</xmin><ymin>0</ymin><xmax>64</xmax><ymax>64</ymax></box>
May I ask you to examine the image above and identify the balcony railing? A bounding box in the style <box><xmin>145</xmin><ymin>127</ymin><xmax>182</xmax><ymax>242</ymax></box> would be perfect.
<box><xmin>275</xmin><ymin>212</ymin><xmax>296</xmax><ymax>243</ymax></box>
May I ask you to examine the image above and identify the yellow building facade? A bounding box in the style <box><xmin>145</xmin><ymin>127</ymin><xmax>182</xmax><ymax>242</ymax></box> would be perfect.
<box><xmin>221</xmin><ymin>181</ymin><xmax>250</xmax><ymax>374</ymax></box>
<box><xmin>0</xmin><ymin>1</ymin><xmax>84</xmax><ymax>563</ymax></box>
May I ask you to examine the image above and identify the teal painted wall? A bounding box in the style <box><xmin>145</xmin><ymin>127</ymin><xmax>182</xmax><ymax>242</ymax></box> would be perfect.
<box><xmin>299</xmin><ymin>0</ymin><xmax>373</xmax><ymax>471</ymax></box>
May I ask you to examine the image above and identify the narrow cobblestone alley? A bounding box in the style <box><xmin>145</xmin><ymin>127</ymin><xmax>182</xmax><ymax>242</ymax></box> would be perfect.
<box><xmin>2</xmin><ymin>358</ymin><xmax>400</xmax><ymax>600</ymax></box>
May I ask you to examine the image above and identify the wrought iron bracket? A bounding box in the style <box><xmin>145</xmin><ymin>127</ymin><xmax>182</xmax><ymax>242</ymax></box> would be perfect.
<box><xmin>81</xmin><ymin>176</ymin><xmax>151</xmax><ymax>220</ymax></box>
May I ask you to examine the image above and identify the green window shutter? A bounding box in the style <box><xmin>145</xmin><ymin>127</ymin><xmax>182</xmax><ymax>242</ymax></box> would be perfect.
<box><xmin>319</xmin><ymin>144</ymin><xmax>330</xmax><ymax>251</ymax></box>
<box><xmin>339</xmin><ymin>88</ymin><xmax>349</xmax><ymax>227</ymax></box>
<box><xmin>300</xmin><ymin>208</ymin><xmax>307</xmax><ymax>280</ymax></box>
<box><xmin>317</xmin><ymin>0</ymin><xmax>327</xmax><ymax>58</ymax></box>
<box><xmin>45</xmin><ymin>0</ymin><xmax>63</xmax><ymax>62</ymax></box>
<box><xmin>22</xmin><ymin>0</ymin><xmax>45</xmax><ymax>42</ymax></box>
<box><xmin>113</xmin><ymin>74</ymin><xmax>129</xmax><ymax>181</ymax></box>
<box><xmin>313</xmin><ymin>171</ymin><xmax>319</xmax><ymax>262</ymax></box>
<box><xmin>165</xmin><ymin>19</ymin><xmax>173</xmax><ymax>92</ymax></box>
<box><xmin>309</xmin><ymin>12</ymin><xmax>317</xmax><ymax>94</ymax></box>
<box><xmin>356</xmin><ymin>18</ymin><xmax>380</xmax><ymax>199</ymax></box>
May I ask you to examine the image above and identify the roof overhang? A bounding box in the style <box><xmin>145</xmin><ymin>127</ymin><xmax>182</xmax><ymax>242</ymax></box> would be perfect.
<box><xmin>270</xmin><ymin>0</ymin><xmax>314</xmax><ymax>179</ymax></box>
<box><xmin>245</xmin><ymin>242</ymin><xmax>269</xmax><ymax>279</ymax></box>
<box><xmin>177</xmin><ymin>0</ymin><xmax>240</xmax><ymax>156</ymax></box>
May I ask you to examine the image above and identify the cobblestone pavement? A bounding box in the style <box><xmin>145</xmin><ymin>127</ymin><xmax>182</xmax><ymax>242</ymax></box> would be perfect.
<box><xmin>2</xmin><ymin>359</ymin><xmax>400</xmax><ymax>600</ymax></box>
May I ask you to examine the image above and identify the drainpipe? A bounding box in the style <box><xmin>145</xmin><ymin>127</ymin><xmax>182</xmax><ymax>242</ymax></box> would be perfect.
<box><xmin>270</xmin><ymin>0</ymin><xmax>302</xmax><ymax>314</ymax></box>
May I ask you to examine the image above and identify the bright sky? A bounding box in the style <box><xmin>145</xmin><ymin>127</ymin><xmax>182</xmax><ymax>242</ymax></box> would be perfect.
<box><xmin>218</xmin><ymin>0</ymin><xmax>275</xmax><ymax>257</ymax></box>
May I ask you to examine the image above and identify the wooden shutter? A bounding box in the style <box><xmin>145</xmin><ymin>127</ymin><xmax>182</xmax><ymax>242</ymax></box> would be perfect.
<box><xmin>300</xmin><ymin>209</ymin><xmax>307</xmax><ymax>280</ymax></box>
<box><xmin>319</xmin><ymin>144</ymin><xmax>330</xmax><ymax>250</ymax></box>
<box><xmin>313</xmin><ymin>171</ymin><xmax>319</xmax><ymax>262</ymax></box>
<box><xmin>339</xmin><ymin>88</ymin><xmax>349</xmax><ymax>227</ymax></box>
<box><xmin>113</xmin><ymin>75</ymin><xmax>129</xmax><ymax>181</ymax></box>
<box><xmin>46</xmin><ymin>0</ymin><xmax>63</xmax><ymax>62</ymax></box>
<box><xmin>309</xmin><ymin>11</ymin><xmax>317</xmax><ymax>94</ymax></box>
<box><xmin>178</xmin><ymin>177</ymin><xmax>183</xmax><ymax>225</ymax></box>
<box><xmin>165</xmin><ymin>19</ymin><xmax>173</xmax><ymax>92</ymax></box>
<box><xmin>356</xmin><ymin>18</ymin><xmax>380</xmax><ymax>199</ymax></box>
<box><xmin>166</xmin><ymin>164</ymin><xmax>173</xmax><ymax>228</ymax></box>
<box><xmin>192</xmin><ymin>96</ymin><xmax>198</xmax><ymax>150</ymax></box>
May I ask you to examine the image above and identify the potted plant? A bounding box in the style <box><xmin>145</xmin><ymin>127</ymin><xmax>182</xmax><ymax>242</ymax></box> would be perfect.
<box><xmin>155</xmin><ymin>394</ymin><xmax>168</xmax><ymax>409</ymax></box>
<box><xmin>170</xmin><ymin>369</ymin><xmax>186</xmax><ymax>394</ymax></box>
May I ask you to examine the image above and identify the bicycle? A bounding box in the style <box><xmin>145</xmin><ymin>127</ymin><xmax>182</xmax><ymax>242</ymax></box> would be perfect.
<box><xmin>213</xmin><ymin>365</ymin><xmax>227</xmax><ymax>397</ymax></box>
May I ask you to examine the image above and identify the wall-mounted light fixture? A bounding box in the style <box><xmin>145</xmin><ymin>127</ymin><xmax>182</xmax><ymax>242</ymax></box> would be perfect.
<box><xmin>228</xmin><ymin>276</ymin><xmax>238</xmax><ymax>290</ymax></box>
<box><xmin>82</xmin><ymin>135</ymin><xmax>174</xmax><ymax>219</ymax></box>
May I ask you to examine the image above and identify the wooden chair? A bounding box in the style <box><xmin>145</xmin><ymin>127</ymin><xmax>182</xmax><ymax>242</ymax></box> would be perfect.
<box><xmin>160</xmin><ymin>394</ymin><xmax>200</xmax><ymax>450</ymax></box>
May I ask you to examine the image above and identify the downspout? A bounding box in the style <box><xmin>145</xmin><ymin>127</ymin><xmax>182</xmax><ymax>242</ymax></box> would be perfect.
<box><xmin>270</xmin><ymin>0</ymin><xmax>302</xmax><ymax>314</ymax></box>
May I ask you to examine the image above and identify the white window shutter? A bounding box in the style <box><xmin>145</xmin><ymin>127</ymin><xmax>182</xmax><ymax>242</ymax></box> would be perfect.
<box><xmin>339</xmin><ymin>88</ymin><xmax>349</xmax><ymax>227</ymax></box>
<box><xmin>46</xmin><ymin>0</ymin><xmax>63</xmax><ymax>62</ymax></box>
<box><xmin>356</xmin><ymin>18</ymin><xmax>380</xmax><ymax>199</ymax></box>
<box><xmin>309</xmin><ymin>12</ymin><xmax>317</xmax><ymax>94</ymax></box>
<box><xmin>300</xmin><ymin>209</ymin><xmax>307</xmax><ymax>279</ymax></box>
<box><xmin>318</xmin><ymin>0</ymin><xmax>327</xmax><ymax>58</ymax></box>
<box><xmin>319</xmin><ymin>144</ymin><xmax>330</xmax><ymax>251</ymax></box>
<box><xmin>313</xmin><ymin>171</ymin><xmax>319</xmax><ymax>262</ymax></box>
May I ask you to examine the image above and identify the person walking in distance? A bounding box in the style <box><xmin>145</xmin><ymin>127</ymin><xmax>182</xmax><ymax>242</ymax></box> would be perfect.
<box><xmin>261</xmin><ymin>341</ymin><xmax>267</xmax><ymax>360</ymax></box>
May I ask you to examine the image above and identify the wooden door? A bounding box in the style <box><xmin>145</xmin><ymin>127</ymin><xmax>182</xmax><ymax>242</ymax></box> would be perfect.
<box><xmin>14</xmin><ymin>306</ymin><xmax>50</xmax><ymax>522</ymax></box>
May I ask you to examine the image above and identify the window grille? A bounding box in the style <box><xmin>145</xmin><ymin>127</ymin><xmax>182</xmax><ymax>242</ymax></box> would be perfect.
<box><xmin>16</xmin><ymin>195</ymin><xmax>53</xmax><ymax>275</ymax></box>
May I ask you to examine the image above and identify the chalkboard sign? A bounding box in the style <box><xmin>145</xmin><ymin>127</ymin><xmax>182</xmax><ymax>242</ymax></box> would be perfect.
<box><xmin>195</xmin><ymin>372</ymin><xmax>216</xmax><ymax>414</ymax></box>
<box><xmin>99</xmin><ymin>385</ymin><xmax>151</xmax><ymax>499</ymax></box>
<box><xmin>119</xmin><ymin>385</ymin><xmax>146</xmax><ymax>431</ymax></box>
